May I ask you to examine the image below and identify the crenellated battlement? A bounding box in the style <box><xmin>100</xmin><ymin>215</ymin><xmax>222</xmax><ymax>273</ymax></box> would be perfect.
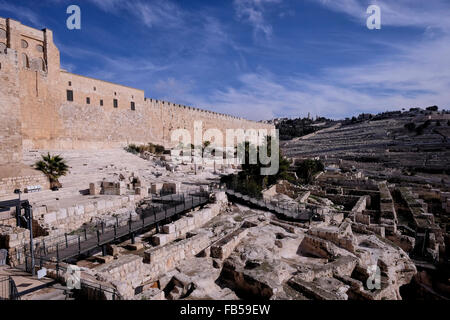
<box><xmin>0</xmin><ymin>16</ymin><xmax>273</xmax><ymax>165</ymax></box>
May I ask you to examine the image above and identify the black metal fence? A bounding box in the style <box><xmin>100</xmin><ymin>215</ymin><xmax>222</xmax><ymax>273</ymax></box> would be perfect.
<box><xmin>55</xmin><ymin>264</ymin><xmax>122</xmax><ymax>300</ymax></box>
<box><xmin>15</xmin><ymin>189</ymin><xmax>211</xmax><ymax>264</ymax></box>
<box><xmin>76</xmin><ymin>279</ymin><xmax>122</xmax><ymax>301</ymax></box>
<box><xmin>15</xmin><ymin>259</ymin><xmax>122</xmax><ymax>300</ymax></box>
<box><xmin>0</xmin><ymin>276</ymin><xmax>20</xmax><ymax>300</ymax></box>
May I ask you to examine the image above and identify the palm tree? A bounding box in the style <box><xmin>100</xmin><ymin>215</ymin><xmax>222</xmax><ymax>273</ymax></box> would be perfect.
<box><xmin>35</xmin><ymin>153</ymin><xmax>69</xmax><ymax>190</ymax></box>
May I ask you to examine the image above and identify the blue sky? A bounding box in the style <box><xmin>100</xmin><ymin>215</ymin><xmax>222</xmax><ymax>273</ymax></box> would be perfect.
<box><xmin>1</xmin><ymin>0</ymin><xmax>449</xmax><ymax>120</ymax></box>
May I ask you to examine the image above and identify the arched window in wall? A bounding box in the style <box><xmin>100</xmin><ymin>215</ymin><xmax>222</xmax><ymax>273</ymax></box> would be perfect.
<box><xmin>36</xmin><ymin>45</ymin><xmax>44</xmax><ymax>53</ymax></box>
<box><xmin>37</xmin><ymin>58</ymin><xmax>46</xmax><ymax>72</ymax></box>
<box><xmin>0</xmin><ymin>29</ymin><xmax>6</xmax><ymax>39</ymax></box>
<box><xmin>0</xmin><ymin>42</ymin><xmax>6</xmax><ymax>54</ymax></box>
<box><xmin>21</xmin><ymin>39</ymin><xmax>28</xmax><ymax>49</ymax></box>
<box><xmin>22</xmin><ymin>53</ymin><xmax>29</xmax><ymax>68</ymax></box>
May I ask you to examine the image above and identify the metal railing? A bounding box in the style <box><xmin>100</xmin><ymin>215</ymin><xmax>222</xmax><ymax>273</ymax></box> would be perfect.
<box><xmin>54</xmin><ymin>264</ymin><xmax>122</xmax><ymax>301</ymax></box>
<box><xmin>16</xmin><ymin>189</ymin><xmax>210</xmax><ymax>264</ymax></box>
<box><xmin>0</xmin><ymin>276</ymin><xmax>20</xmax><ymax>300</ymax></box>
<box><xmin>77</xmin><ymin>278</ymin><xmax>122</xmax><ymax>301</ymax></box>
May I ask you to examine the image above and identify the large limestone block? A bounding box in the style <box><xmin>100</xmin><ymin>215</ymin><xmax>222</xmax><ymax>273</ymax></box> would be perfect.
<box><xmin>127</xmin><ymin>243</ymin><xmax>144</xmax><ymax>251</ymax></box>
<box><xmin>113</xmin><ymin>198</ymin><xmax>122</xmax><ymax>207</ymax></box>
<box><xmin>215</xmin><ymin>191</ymin><xmax>227</xmax><ymax>203</ymax></box>
<box><xmin>76</xmin><ymin>205</ymin><xmax>85</xmax><ymax>216</ymax></box>
<box><xmin>84</xmin><ymin>203</ymin><xmax>95</xmax><ymax>214</ymax></box>
<box><xmin>96</xmin><ymin>255</ymin><xmax>114</xmax><ymax>264</ymax></box>
<box><xmin>96</xmin><ymin>200</ymin><xmax>106</xmax><ymax>211</ymax></box>
<box><xmin>106</xmin><ymin>244</ymin><xmax>120</xmax><ymax>256</ymax></box>
<box><xmin>161</xmin><ymin>182</ymin><xmax>181</xmax><ymax>195</ymax></box>
<box><xmin>105</xmin><ymin>201</ymin><xmax>114</xmax><ymax>210</ymax></box>
<box><xmin>355</xmin><ymin>213</ymin><xmax>370</xmax><ymax>225</ymax></box>
<box><xmin>150</xmin><ymin>183</ymin><xmax>163</xmax><ymax>194</ymax></box>
<box><xmin>186</xmin><ymin>217</ymin><xmax>195</xmax><ymax>227</ymax></box>
<box><xmin>152</xmin><ymin>234</ymin><xmax>168</xmax><ymax>246</ymax></box>
<box><xmin>89</xmin><ymin>182</ymin><xmax>100</xmax><ymax>195</ymax></box>
<box><xmin>175</xmin><ymin>219</ymin><xmax>187</xmax><ymax>229</ymax></box>
<box><xmin>67</xmin><ymin>206</ymin><xmax>76</xmax><ymax>217</ymax></box>
<box><xmin>44</xmin><ymin>212</ymin><xmax>57</xmax><ymax>224</ymax></box>
<box><xmin>135</xmin><ymin>187</ymin><xmax>149</xmax><ymax>197</ymax></box>
<box><xmin>162</xmin><ymin>223</ymin><xmax>176</xmax><ymax>234</ymax></box>
<box><xmin>57</xmin><ymin>208</ymin><xmax>68</xmax><ymax>220</ymax></box>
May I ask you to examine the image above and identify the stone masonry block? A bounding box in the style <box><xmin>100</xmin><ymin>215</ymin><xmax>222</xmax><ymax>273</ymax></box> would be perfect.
<box><xmin>162</xmin><ymin>224</ymin><xmax>176</xmax><ymax>234</ymax></box>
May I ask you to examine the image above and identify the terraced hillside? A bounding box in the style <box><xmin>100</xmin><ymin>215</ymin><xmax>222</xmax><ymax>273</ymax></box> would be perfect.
<box><xmin>282</xmin><ymin>114</ymin><xmax>450</xmax><ymax>177</ymax></box>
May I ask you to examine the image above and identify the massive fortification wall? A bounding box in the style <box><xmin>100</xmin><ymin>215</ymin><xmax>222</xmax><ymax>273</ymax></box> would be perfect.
<box><xmin>0</xmin><ymin>17</ymin><xmax>273</xmax><ymax>163</ymax></box>
<box><xmin>0</xmin><ymin>19</ymin><xmax>22</xmax><ymax>165</ymax></box>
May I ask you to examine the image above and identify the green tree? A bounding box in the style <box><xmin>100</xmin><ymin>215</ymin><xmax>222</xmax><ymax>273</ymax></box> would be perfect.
<box><xmin>35</xmin><ymin>153</ymin><xmax>69</xmax><ymax>190</ymax></box>
<box><xmin>222</xmin><ymin>136</ymin><xmax>293</xmax><ymax>197</ymax></box>
<box><xmin>295</xmin><ymin>159</ymin><xmax>324</xmax><ymax>184</ymax></box>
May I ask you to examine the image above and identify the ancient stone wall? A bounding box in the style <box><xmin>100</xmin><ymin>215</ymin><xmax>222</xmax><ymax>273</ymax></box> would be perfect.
<box><xmin>211</xmin><ymin>227</ymin><xmax>249</xmax><ymax>260</ymax></box>
<box><xmin>36</xmin><ymin>194</ymin><xmax>142</xmax><ymax>233</ymax></box>
<box><xmin>144</xmin><ymin>231</ymin><xmax>210</xmax><ymax>278</ymax></box>
<box><xmin>0</xmin><ymin>172</ymin><xmax>49</xmax><ymax>196</ymax></box>
<box><xmin>95</xmin><ymin>254</ymin><xmax>147</xmax><ymax>300</ymax></box>
<box><xmin>151</xmin><ymin>192</ymin><xmax>228</xmax><ymax>246</ymax></box>
<box><xmin>0</xmin><ymin>17</ymin><xmax>274</xmax><ymax>165</ymax></box>
<box><xmin>0</xmin><ymin>46</ymin><xmax>22</xmax><ymax>165</ymax></box>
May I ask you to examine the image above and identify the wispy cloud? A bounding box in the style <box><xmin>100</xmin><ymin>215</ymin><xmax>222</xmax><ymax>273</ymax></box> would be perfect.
<box><xmin>180</xmin><ymin>0</ymin><xmax>450</xmax><ymax>120</ymax></box>
<box><xmin>87</xmin><ymin>0</ymin><xmax>185</xmax><ymax>29</ymax></box>
<box><xmin>58</xmin><ymin>43</ymin><xmax>172</xmax><ymax>89</ymax></box>
<box><xmin>233</xmin><ymin>0</ymin><xmax>282</xmax><ymax>39</ymax></box>
<box><xmin>0</xmin><ymin>0</ymin><xmax>43</xmax><ymax>27</ymax></box>
<box><xmin>193</xmin><ymin>32</ymin><xmax>450</xmax><ymax>121</ymax></box>
<box><xmin>312</xmin><ymin>0</ymin><xmax>450</xmax><ymax>31</ymax></box>
<box><xmin>5</xmin><ymin>0</ymin><xmax>446</xmax><ymax>121</ymax></box>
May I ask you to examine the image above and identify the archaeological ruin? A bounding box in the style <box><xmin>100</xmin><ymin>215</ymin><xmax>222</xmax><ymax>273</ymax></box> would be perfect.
<box><xmin>0</xmin><ymin>16</ymin><xmax>449</xmax><ymax>303</ymax></box>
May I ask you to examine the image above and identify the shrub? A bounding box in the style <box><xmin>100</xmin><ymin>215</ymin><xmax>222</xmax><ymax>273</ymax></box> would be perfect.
<box><xmin>154</xmin><ymin>144</ymin><xmax>165</xmax><ymax>154</ymax></box>
<box><xmin>125</xmin><ymin>143</ymin><xmax>165</xmax><ymax>155</ymax></box>
<box><xmin>124</xmin><ymin>144</ymin><xmax>140</xmax><ymax>154</ymax></box>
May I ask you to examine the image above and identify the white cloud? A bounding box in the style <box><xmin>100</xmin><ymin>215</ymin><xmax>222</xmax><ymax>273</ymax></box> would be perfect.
<box><xmin>313</xmin><ymin>0</ymin><xmax>450</xmax><ymax>31</ymax></box>
<box><xmin>0</xmin><ymin>1</ymin><xmax>43</xmax><ymax>27</ymax></box>
<box><xmin>87</xmin><ymin>0</ymin><xmax>185</xmax><ymax>29</ymax></box>
<box><xmin>50</xmin><ymin>0</ymin><xmax>450</xmax><ymax>120</ymax></box>
<box><xmin>189</xmin><ymin>32</ymin><xmax>450</xmax><ymax>121</ymax></box>
<box><xmin>185</xmin><ymin>0</ymin><xmax>450</xmax><ymax>120</ymax></box>
<box><xmin>58</xmin><ymin>43</ymin><xmax>172</xmax><ymax>89</ymax></box>
<box><xmin>233</xmin><ymin>0</ymin><xmax>282</xmax><ymax>39</ymax></box>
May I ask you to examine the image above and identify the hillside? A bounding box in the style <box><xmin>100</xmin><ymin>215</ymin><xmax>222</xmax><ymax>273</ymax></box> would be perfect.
<box><xmin>281</xmin><ymin>110</ymin><xmax>450</xmax><ymax>185</ymax></box>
